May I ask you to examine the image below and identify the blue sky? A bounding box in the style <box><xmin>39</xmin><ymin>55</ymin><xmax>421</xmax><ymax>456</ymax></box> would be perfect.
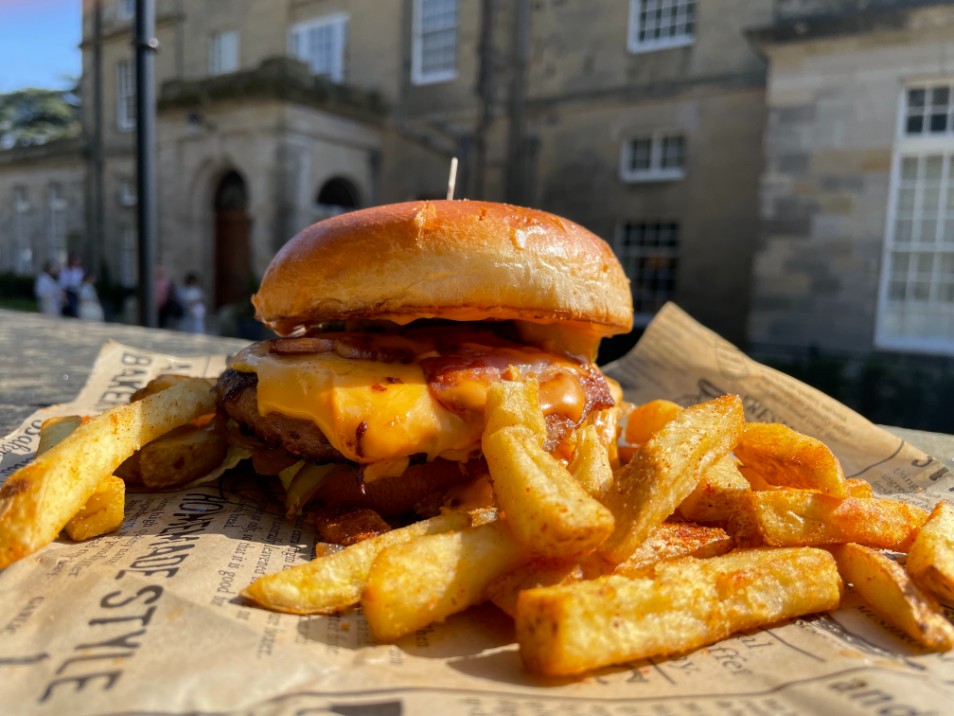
<box><xmin>0</xmin><ymin>0</ymin><xmax>81</xmax><ymax>92</ymax></box>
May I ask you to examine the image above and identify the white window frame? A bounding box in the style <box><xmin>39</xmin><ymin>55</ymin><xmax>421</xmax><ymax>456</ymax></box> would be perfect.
<box><xmin>620</xmin><ymin>131</ymin><xmax>686</xmax><ymax>182</ymax></box>
<box><xmin>412</xmin><ymin>0</ymin><xmax>458</xmax><ymax>85</ymax></box>
<box><xmin>615</xmin><ymin>220</ymin><xmax>680</xmax><ymax>328</ymax></box>
<box><xmin>47</xmin><ymin>183</ymin><xmax>67</xmax><ymax>264</ymax></box>
<box><xmin>13</xmin><ymin>186</ymin><xmax>32</xmax><ymax>275</ymax></box>
<box><xmin>209</xmin><ymin>30</ymin><xmax>240</xmax><ymax>76</ymax></box>
<box><xmin>627</xmin><ymin>0</ymin><xmax>696</xmax><ymax>54</ymax></box>
<box><xmin>289</xmin><ymin>13</ymin><xmax>349</xmax><ymax>83</ymax></box>
<box><xmin>876</xmin><ymin>80</ymin><xmax>954</xmax><ymax>354</ymax></box>
<box><xmin>117</xmin><ymin>59</ymin><xmax>135</xmax><ymax>132</ymax></box>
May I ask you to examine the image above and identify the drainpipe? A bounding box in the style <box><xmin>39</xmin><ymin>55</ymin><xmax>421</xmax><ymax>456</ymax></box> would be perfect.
<box><xmin>90</xmin><ymin>1</ymin><xmax>104</xmax><ymax>280</ymax></box>
<box><xmin>505</xmin><ymin>0</ymin><xmax>530</xmax><ymax>206</ymax></box>
<box><xmin>135</xmin><ymin>0</ymin><xmax>158</xmax><ymax>327</ymax></box>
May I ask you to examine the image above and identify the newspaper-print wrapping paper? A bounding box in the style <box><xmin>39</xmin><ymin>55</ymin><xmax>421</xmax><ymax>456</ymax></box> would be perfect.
<box><xmin>1</xmin><ymin>304</ymin><xmax>953</xmax><ymax>715</ymax></box>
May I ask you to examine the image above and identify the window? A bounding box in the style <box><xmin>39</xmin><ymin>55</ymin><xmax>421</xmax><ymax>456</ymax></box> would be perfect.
<box><xmin>117</xmin><ymin>59</ymin><xmax>135</xmax><ymax>131</ymax></box>
<box><xmin>628</xmin><ymin>0</ymin><xmax>695</xmax><ymax>54</ymax></box>
<box><xmin>289</xmin><ymin>14</ymin><xmax>348</xmax><ymax>82</ymax></box>
<box><xmin>617</xmin><ymin>221</ymin><xmax>679</xmax><ymax>326</ymax></box>
<box><xmin>877</xmin><ymin>81</ymin><xmax>954</xmax><ymax>353</ymax></box>
<box><xmin>13</xmin><ymin>187</ymin><xmax>32</xmax><ymax>275</ymax></box>
<box><xmin>621</xmin><ymin>132</ymin><xmax>686</xmax><ymax>182</ymax></box>
<box><xmin>47</xmin><ymin>183</ymin><xmax>66</xmax><ymax>264</ymax></box>
<box><xmin>412</xmin><ymin>0</ymin><xmax>458</xmax><ymax>85</ymax></box>
<box><xmin>209</xmin><ymin>31</ymin><xmax>239</xmax><ymax>76</ymax></box>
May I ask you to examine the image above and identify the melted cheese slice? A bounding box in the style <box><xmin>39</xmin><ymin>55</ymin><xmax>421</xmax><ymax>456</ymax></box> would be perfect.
<box><xmin>232</xmin><ymin>344</ymin><xmax>483</xmax><ymax>464</ymax></box>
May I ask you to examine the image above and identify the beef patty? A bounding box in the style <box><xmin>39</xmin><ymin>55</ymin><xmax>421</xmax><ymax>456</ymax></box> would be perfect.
<box><xmin>215</xmin><ymin>368</ymin><xmax>344</xmax><ymax>462</ymax></box>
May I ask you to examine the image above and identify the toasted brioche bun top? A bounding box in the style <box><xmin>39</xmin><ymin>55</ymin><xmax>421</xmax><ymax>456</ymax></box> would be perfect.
<box><xmin>252</xmin><ymin>200</ymin><xmax>633</xmax><ymax>340</ymax></box>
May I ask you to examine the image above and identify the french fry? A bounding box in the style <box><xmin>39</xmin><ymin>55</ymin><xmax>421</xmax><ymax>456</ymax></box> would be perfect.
<box><xmin>599</xmin><ymin>395</ymin><xmax>744</xmax><ymax>563</ymax></box>
<box><xmin>243</xmin><ymin>510</ymin><xmax>472</xmax><ymax>615</ymax></box>
<box><xmin>612</xmin><ymin>521</ymin><xmax>735</xmax><ymax>577</ymax></box>
<box><xmin>735</xmin><ymin>423</ymin><xmax>848</xmax><ymax>498</ymax></box>
<box><xmin>483</xmin><ymin>427</ymin><xmax>615</xmax><ymax>557</ymax></box>
<box><xmin>0</xmin><ymin>377</ymin><xmax>216</xmax><ymax>568</ymax></box>
<box><xmin>906</xmin><ymin>500</ymin><xmax>954</xmax><ymax>605</ymax></box>
<box><xmin>62</xmin><ymin>475</ymin><xmax>126</xmax><ymax>542</ymax></box>
<box><xmin>483</xmin><ymin>379</ymin><xmax>547</xmax><ymax>441</ymax></box>
<box><xmin>831</xmin><ymin>542</ymin><xmax>954</xmax><ymax>651</ymax></box>
<box><xmin>846</xmin><ymin>478</ymin><xmax>874</xmax><ymax>498</ymax></box>
<box><xmin>36</xmin><ymin>415</ymin><xmax>85</xmax><ymax>455</ymax></box>
<box><xmin>624</xmin><ymin>399</ymin><xmax>682</xmax><ymax>445</ymax></box>
<box><xmin>486</xmin><ymin>558</ymin><xmax>592</xmax><ymax>618</ymax></box>
<box><xmin>567</xmin><ymin>424</ymin><xmax>613</xmax><ymax>499</ymax></box>
<box><xmin>37</xmin><ymin>415</ymin><xmax>125</xmax><ymax>541</ymax></box>
<box><xmin>516</xmin><ymin>547</ymin><xmax>842</xmax><ymax>676</ymax></box>
<box><xmin>138</xmin><ymin>421</ymin><xmax>229</xmax><ymax>488</ymax></box>
<box><xmin>362</xmin><ymin>520</ymin><xmax>529</xmax><ymax>642</ymax></box>
<box><xmin>748</xmin><ymin>490</ymin><xmax>928</xmax><ymax>551</ymax></box>
<box><xmin>676</xmin><ymin>454</ymin><xmax>750</xmax><ymax>524</ymax></box>
<box><xmin>130</xmin><ymin>373</ymin><xmax>215</xmax><ymax>402</ymax></box>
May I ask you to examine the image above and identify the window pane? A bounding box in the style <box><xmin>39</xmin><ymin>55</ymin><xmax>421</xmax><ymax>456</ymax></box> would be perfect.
<box><xmin>919</xmin><ymin>219</ymin><xmax>938</xmax><ymax>244</ymax></box>
<box><xmin>908</xmin><ymin>88</ymin><xmax>926</xmax><ymax>108</ymax></box>
<box><xmin>661</xmin><ymin>136</ymin><xmax>684</xmax><ymax>169</ymax></box>
<box><xmin>895</xmin><ymin>218</ymin><xmax>913</xmax><ymax>243</ymax></box>
<box><xmin>925</xmin><ymin>155</ymin><xmax>944</xmax><ymax>181</ymax></box>
<box><xmin>619</xmin><ymin>220</ymin><xmax>679</xmax><ymax>318</ymax></box>
<box><xmin>930</xmin><ymin>113</ymin><xmax>949</xmax><ymax>134</ymax></box>
<box><xmin>897</xmin><ymin>187</ymin><xmax>916</xmax><ymax>212</ymax></box>
<box><xmin>901</xmin><ymin>156</ymin><xmax>919</xmax><ymax>180</ymax></box>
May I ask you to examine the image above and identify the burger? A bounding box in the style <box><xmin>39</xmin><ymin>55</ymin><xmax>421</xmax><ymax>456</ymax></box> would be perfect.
<box><xmin>215</xmin><ymin>200</ymin><xmax>633</xmax><ymax>529</ymax></box>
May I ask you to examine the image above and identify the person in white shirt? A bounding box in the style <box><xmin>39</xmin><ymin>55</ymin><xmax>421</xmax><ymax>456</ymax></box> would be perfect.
<box><xmin>179</xmin><ymin>272</ymin><xmax>206</xmax><ymax>334</ymax></box>
<box><xmin>78</xmin><ymin>274</ymin><xmax>104</xmax><ymax>322</ymax></box>
<box><xmin>35</xmin><ymin>261</ymin><xmax>63</xmax><ymax>317</ymax></box>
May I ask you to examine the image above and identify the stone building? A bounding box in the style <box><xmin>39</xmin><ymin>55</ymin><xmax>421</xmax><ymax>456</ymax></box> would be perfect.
<box><xmin>748</xmin><ymin>0</ymin><xmax>954</xmax><ymax>358</ymax></box>
<box><xmin>2</xmin><ymin>0</ymin><xmax>771</xmax><ymax>350</ymax></box>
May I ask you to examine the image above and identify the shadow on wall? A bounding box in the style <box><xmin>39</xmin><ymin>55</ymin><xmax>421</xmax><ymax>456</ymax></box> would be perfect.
<box><xmin>764</xmin><ymin>350</ymin><xmax>954</xmax><ymax>434</ymax></box>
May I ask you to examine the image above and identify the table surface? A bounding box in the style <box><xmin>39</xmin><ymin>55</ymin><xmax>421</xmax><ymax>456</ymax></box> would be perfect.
<box><xmin>2</xmin><ymin>308</ymin><xmax>953</xmax><ymax>466</ymax></box>
<box><xmin>0</xmin><ymin>309</ymin><xmax>251</xmax><ymax>435</ymax></box>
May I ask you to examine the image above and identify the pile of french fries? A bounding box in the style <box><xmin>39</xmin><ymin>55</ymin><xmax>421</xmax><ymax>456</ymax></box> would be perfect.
<box><xmin>2</xmin><ymin>373</ymin><xmax>954</xmax><ymax>678</ymax></box>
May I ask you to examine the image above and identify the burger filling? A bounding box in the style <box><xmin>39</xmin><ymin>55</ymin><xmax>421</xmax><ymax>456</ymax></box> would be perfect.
<box><xmin>216</xmin><ymin>325</ymin><xmax>616</xmax><ymax>476</ymax></box>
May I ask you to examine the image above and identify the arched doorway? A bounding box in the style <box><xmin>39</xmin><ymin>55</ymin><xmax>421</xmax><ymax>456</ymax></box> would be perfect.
<box><xmin>213</xmin><ymin>170</ymin><xmax>252</xmax><ymax>309</ymax></box>
<box><xmin>315</xmin><ymin>176</ymin><xmax>360</xmax><ymax>219</ymax></box>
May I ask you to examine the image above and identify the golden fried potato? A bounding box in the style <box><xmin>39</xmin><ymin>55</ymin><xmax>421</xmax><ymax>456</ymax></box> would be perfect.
<box><xmin>62</xmin><ymin>475</ymin><xmax>125</xmax><ymax>542</ymax></box>
<box><xmin>516</xmin><ymin>547</ymin><xmax>842</xmax><ymax>676</ymax></box>
<box><xmin>906</xmin><ymin>500</ymin><xmax>954</xmax><ymax>605</ymax></box>
<box><xmin>599</xmin><ymin>394</ymin><xmax>744</xmax><ymax>563</ymax></box>
<box><xmin>0</xmin><ymin>377</ymin><xmax>216</xmax><ymax>568</ymax></box>
<box><xmin>748</xmin><ymin>490</ymin><xmax>927</xmax><ymax>551</ymax></box>
<box><xmin>676</xmin><ymin>454</ymin><xmax>750</xmax><ymax>524</ymax></box>
<box><xmin>624</xmin><ymin>399</ymin><xmax>682</xmax><ymax>445</ymax></box>
<box><xmin>243</xmin><ymin>510</ymin><xmax>471</xmax><ymax>615</ymax></box>
<box><xmin>832</xmin><ymin>542</ymin><xmax>954</xmax><ymax>651</ymax></box>
<box><xmin>736</xmin><ymin>422</ymin><xmax>848</xmax><ymax>498</ymax></box>
<box><xmin>362</xmin><ymin>520</ymin><xmax>529</xmax><ymax>642</ymax></box>
<box><xmin>138</xmin><ymin>421</ymin><xmax>228</xmax><ymax>488</ymax></box>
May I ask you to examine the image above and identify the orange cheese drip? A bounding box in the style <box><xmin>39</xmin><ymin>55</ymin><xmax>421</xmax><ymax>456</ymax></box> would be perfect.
<box><xmin>232</xmin><ymin>344</ymin><xmax>482</xmax><ymax>464</ymax></box>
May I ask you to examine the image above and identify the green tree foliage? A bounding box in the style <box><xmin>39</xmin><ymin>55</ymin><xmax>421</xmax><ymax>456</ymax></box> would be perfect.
<box><xmin>0</xmin><ymin>85</ymin><xmax>80</xmax><ymax>149</ymax></box>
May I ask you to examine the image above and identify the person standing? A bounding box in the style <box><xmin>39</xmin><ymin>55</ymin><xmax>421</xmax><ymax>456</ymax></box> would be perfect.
<box><xmin>179</xmin><ymin>272</ymin><xmax>206</xmax><ymax>334</ymax></box>
<box><xmin>59</xmin><ymin>253</ymin><xmax>84</xmax><ymax>318</ymax></box>
<box><xmin>35</xmin><ymin>260</ymin><xmax>63</xmax><ymax>317</ymax></box>
<box><xmin>78</xmin><ymin>274</ymin><xmax>105</xmax><ymax>322</ymax></box>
